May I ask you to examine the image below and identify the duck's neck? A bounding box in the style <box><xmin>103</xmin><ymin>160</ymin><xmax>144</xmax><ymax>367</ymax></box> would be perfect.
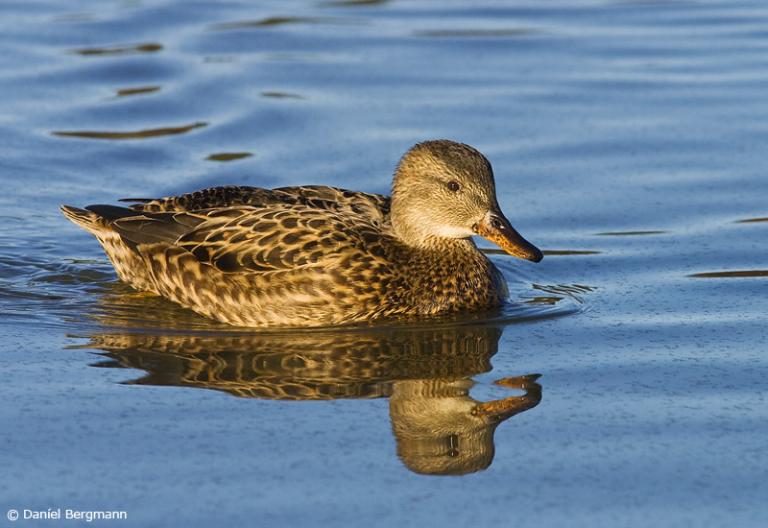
<box><xmin>390</xmin><ymin>198</ymin><xmax>470</xmax><ymax>249</ymax></box>
<box><xmin>390</xmin><ymin>203</ymin><xmax>434</xmax><ymax>249</ymax></box>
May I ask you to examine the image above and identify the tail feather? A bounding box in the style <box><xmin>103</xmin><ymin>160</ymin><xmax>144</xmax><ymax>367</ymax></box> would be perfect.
<box><xmin>84</xmin><ymin>204</ymin><xmax>138</xmax><ymax>222</ymax></box>
<box><xmin>60</xmin><ymin>205</ymin><xmax>107</xmax><ymax>234</ymax></box>
<box><xmin>60</xmin><ymin>204</ymin><xmax>157</xmax><ymax>291</ymax></box>
<box><xmin>61</xmin><ymin>204</ymin><xmax>138</xmax><ymax>235</ymax></box>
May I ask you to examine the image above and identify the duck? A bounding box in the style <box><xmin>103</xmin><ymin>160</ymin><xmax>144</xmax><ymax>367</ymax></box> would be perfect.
<box><xmin>61</xmin><ymin>140</ymin><xmax>542</xmax><ymax>327</ymax></box>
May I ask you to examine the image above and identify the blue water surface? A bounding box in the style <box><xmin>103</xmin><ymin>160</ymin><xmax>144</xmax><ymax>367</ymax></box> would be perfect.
<box><xmin>1</xmin><ymin>1</ymin><xmax>767</xmax><ymax>526</ymax></box>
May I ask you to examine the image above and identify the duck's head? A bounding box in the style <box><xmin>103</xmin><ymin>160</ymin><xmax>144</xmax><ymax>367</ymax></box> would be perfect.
<box><xmin>391</xmin><ymin>140</ymin><xmax>543</xmax><ymax>262</ymax></box>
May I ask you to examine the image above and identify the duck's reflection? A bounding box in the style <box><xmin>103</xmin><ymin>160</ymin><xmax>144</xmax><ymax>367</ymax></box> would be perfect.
<box><xmin>391</xmin><ymin>374</ymin><xmax>540</xmax><ymax>475</ymax></box>
<box><xmin>82</xmin><ymin>325</ymin><xmax>541</xmax><ymax>475</ymax></box>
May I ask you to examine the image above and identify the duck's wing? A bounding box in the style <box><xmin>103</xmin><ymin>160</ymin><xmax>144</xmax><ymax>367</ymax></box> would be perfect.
<box><xmin>122</xmin><ymin>185</ymin><xmax>390</xmax><ymax>227</ymax></box>
<box><xmin>111</xmin><ymin>204</ymin><xmax>388</xmax><ymax>274</ymax></box>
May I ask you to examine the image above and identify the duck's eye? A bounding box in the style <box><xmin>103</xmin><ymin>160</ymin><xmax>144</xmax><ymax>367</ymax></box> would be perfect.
<box><xmin>446</xmin><ymin>180</ymin><xmax>461</xmax><ymax>192</ymax></box>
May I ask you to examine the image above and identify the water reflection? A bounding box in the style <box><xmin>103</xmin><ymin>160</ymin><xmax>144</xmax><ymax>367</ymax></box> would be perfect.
<box><xmin>542</xmin><ymin>249</ymin><xmax>601</xmax><ymax>256</ymax></box>
<box><xmin>79</xmin><ymin>325</ymin><xmax>541</xmax><ymax>476</ymax></box>
<box><xmin>212</xmin><ymin>17</ymin><xmax>351</xmax><ymax>31</ymax></box>
<box><xmin>115</xmin><ymin>86</ymin><xmax>161</xmax><ymax>97</ymax></box>
<box><xmin>321</xmin><ymin>0</ymin><xmax>390</xmax><ymax>6</ymax></box>
<box><xmin>261</xmin><ymin>91</ymin><xmax>304</xmax><ymax>99</ymax></box>
<box><xmin>71</xmin><ymin>43</ymin><xmax>163</xmax><ymax>56</ymax></box>
<box><xmin>689</xmin><ymin>270</ymin><xmax>768</xmax><ymax>278</ymax></box>
<box><xmin>595</xmin><ymin>230</ymin><xmax>667</xmax><ymax>236</ymax></box>
<box><xmin>205</xmin><ymin>152</ymin><xmax>253</xmax><ymax>162</ymax></box>
<box><xmin>415</xmin><ymin>29</ymin><xmax>536</xmax><ymax>38</ymax></box>
<box><xmin>484</xmin><ymin>248</ymin><xmax>600</xmax><ymax>257</ymax></box>
<box><xmin>53</xmin><ymin>122</ymin><xmax>207</xmax><ymax>140</ymax></box>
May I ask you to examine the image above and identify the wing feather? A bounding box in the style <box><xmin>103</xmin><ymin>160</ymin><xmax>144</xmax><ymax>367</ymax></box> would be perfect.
<box><xmin>174</xmin><ymin>205</ymin><xmax>386</xmax><ymax>273</ymax></box>
<box><xmin>110</xmin><ymin>211</ymin><xmax>208</xmax><ymax>247</ymax></box>
<box><xmin>108</xmin><ymin>186</ymin><xmax>391</xmax><ymax>275</ymax></box>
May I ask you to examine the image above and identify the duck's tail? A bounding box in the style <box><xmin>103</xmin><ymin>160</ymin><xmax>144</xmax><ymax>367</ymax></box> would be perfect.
<box><xmin>60</xmin><ymin>205</ymin><xmax>104</xmax><ymax>235</ymax></box>
<box><xmin>60</xmin><ymin>204</ymin><xmax>135</xmax><ymax>236</ymax></box>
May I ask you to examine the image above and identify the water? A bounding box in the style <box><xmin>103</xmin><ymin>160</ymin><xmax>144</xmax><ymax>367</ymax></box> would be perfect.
<box><xmin>1</xmin><ymin>0</ymin><xmax>767</xmax><ymax>526</ymax></box>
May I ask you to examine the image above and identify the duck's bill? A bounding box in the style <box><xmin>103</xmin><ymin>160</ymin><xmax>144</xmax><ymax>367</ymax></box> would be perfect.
<box><xmin>473</xmin><ymin>211</ymin><xmax>543</xmax><ymax>262</ymax></box>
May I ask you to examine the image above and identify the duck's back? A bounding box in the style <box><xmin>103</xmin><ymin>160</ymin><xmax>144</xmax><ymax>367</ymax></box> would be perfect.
<box><xmin>125</xmin><ymin>185</ymin><xmax>391</xmax><ymax>225</ymax></box>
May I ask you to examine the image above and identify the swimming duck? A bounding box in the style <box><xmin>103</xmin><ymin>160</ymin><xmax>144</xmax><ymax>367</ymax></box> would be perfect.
<box><xmin>61</xmin><ymin>140</ymin><xmax>542</xmax><ymax>327</ymax></box>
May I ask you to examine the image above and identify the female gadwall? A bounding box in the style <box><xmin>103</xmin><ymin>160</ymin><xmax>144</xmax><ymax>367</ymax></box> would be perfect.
<box><xmin>61</xmin><ymin>140</ymin><xmax>542</xmax><ymax>327</ymax></box>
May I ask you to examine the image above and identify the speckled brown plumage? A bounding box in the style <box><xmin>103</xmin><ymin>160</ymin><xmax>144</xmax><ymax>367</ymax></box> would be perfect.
<box><xmin>61</xmin><ymin>140</ymin><xmax>542</xmax><ymax>327</ymax></box>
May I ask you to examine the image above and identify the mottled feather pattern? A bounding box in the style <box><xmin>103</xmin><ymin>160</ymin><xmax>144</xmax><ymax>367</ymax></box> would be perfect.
<box><xmin>172</xmin><ymin>205</ymin><xmax>384</xmax><ymax>273</ymax></box>
<box><xmin>128</xmin><ymin>185</ymin><xmax>390</xmax><ymax>224</ymax></box>
<box><xmin>63</xmin><ymin>184</ymin><xmax>507</xmax><ymax>327</ymax></box>
<box><xmin>62</xmin><ymin>141</ymin><xmax>525</xmax><ymax>328</ymax></box>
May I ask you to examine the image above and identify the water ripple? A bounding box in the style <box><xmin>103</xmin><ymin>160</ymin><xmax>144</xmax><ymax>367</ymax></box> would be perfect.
<box><xmin>595</xmin><ymin>230</ymin><xmax>668</xmax><ymax>236</ymax></box>
<box><xmin>212</xmin><ymin>16</ymin><xmax>353</xmax><ymax>31</ymax></box>
<box><xmin>415</xmin><ymin>28</ymin><xmax>537</xmax><ymax>38</ymax></box>
<box><xmin>71</xmin><ymin>43</ymin><xmax>163</xmax><ymax>56</ymax></box>
<box><xmin>52</xmin><ymin>122</ymin><xmax>207</xmax><ymax>140</ymax></box>
<box><xmin>115</xmin><ymin>86</ymin><xmax>161</xmax><ymax>97</ymax></box>
<box><xmin>205</xmin><ymin>152</ymin><xmax>253</xmax><ymax>162</ymax></box>
<box><xmin>689</xmin><ymin>270</ymin><xmax>768</xmax><ymax>278</ymax></box>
